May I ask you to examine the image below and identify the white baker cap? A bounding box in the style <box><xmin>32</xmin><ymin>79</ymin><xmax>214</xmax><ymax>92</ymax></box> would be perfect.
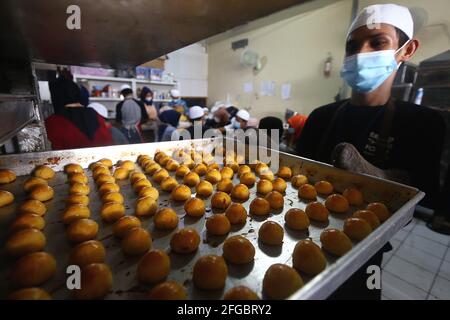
<box><xmin>88</xmin><ymin>102</ymin><xmax>108</xmax><ymax>118</ymax></box>
<box><xmin>236</xmin><ymin>109</ymin><xmax>250</xmax><ymax>122</ymax></box>
<box><xmin>120</xmin><ymin>84</ymin><xmax>132</xmax><ymax>91</ymax></box>
<box><xmin>348</xmin><ymin>4</ymin><xmax>414</xmax><ymax>40</ymax></box>
<box><xmin>189</xmin><ymin>106</ymin><xmax>204</xmax><ymax>120</ymax></box>
<box><xmin>170</xmin><ymin>89</ymin><xmax>180</xmax><ymax>97</ymax></box>
<box><xmin>203</xmin><ymin>107</ymin><xmax>209</xmax><ymax>113</ymax></box>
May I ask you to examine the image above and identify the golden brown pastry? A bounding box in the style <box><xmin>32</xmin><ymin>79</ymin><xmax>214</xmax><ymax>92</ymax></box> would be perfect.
<box><xmin>165</xmin><ymin>159</ymin><xmax>180</xmax><ymax>172</ymax></box>
<box><xmin>65</xmin><ymin>194</ymin><xmax>89</xmax><ymax>207</ymax></box>
<box><xmin>227</xmin><ymin>162</ymin><xmax>240</xmax><ymax>173</ymax></box>
<box><xmin>152</xmin><ymin>168</ymin><xmax>169</xmax><ymax>184</ymax></box>
<box><xmin>67</xmin><ymin>219</ymin><xmax>99</xmax><ymax>243</ymax></box>
<box><xmin>148</xmin><ymin>281</ymin><xmax>187</xmax><ymax>300</ymax></box>
<box><xmin>113</xmin><ymin>216</ymin><xmax>142</xmax><ymax>238</ymax></box>
<box><xmin>175</xmin><ymin>165</ymin><xmax>190</xmax><ymax>178</ymax></box>
<box><xmin>29</xmin><ymin>185</ymin><xmax>54</xmax><ymax>202</ymax></box>
<box><xmin>64</xmin><ymin>163</ymin><xmax>84</xmax><ymax>175</ymax></box>
<box><xmin>195</xmin><ymin>180</ymin><xmax>213</xmax><ymax>197</ymax></box>
<box><xmin>5</xmin><ymin>228</ymin><xmax>46</xmax><ymax>257</ymax></box>
<box><xmin>230</xmin><ymin>184</ymin><xmax>250</xmax><ymax>202</ymax></box>
<box><xmin>259</xmin><ymin>221</ymin><xmax>284</xmax><ymax>245</ymax></box>
<box><xmin>193</xmin><ymin>255</ymin><xmax>228</xmax><ymax>290</ymax></box>
<box><xmin>184</xmin><ymin>197</ymin><xmax>205</xmax><ymax>217</ymax></box>
<box><xmin>343</xmin><ymin>187</ymin><xmax>364</xmax><ymax>206</ymax></box>
<box><xmin>170</xmin><ymin>228</ymin><xmax>200</xmax><ymax>254</ymax></box>
<box><xmin>207</xmin><ymin>163</ymin><xmax>220</xmax><ymax>171</ymax></box>
<box><xmin>18</xmin><ymin>199</ymin><xmax>46</xmax><ymax>216</ymax></box>
<box><xmin>224</xmin><ymin>286</ymin><xmax>259</xmax><ymax>300</ymax></box>
<box><xmin>144</xmin><ymin>162</ymin><xmax>161</xmax><ymax>175</ymax></box>
<box><xmin>62</xmin><ymin>204</ymin><xmax>91</xmax><ymax>225</ymax></box>
<box><xmin>101</xmin><ymin>191</ymin><xmax>124</xmax><ymax>204</ymax></box>
<box><xmin>137</xmin><ymin>155</ymin><xmax>151</xmax><ymax>166</ymax></box>
<box><xmin>117</xmin><ymin>160</ymin><xmax>135</xmax><ymax>171</ymax></box>
<box><xmin>222</xmin><ymin>235</ymin><xmax>255</xmax><ymax>264</ymax></box>
<box><xmin>33</xmin><ymin>165</ymin><xmax>55</xmax><ymax>180</ymax></box>
<box><xmin>291</xmin><ymin>175</ymin><xmax>308</xmax><ymax>189</ymax></box>
<box><xmin>343</xmin><ymin>218</ymin><xmax>373</xmax><ymax>241</ymax></box>
<box><xmin>122</xmin><ymin>227</ymin><xmax>152</xmax><ymax>255</ymax></box>
<box><xmin>183</xmin><ymin>171</ymin><xmax>200</xmax><ymax>187</ymax></box>
<box><xmin>325</xmin><ymin>194</ymin><xmax>350</xmax><ymax>213</ymax></box>
<box><xmin>69</xmin><ymin>240</ymin><xmax>106</xmax><ymax>267</ymax></box>
<box><xmin>160</xmin><ymin>177</ymin><xmax>179</xmax><ymax>192</ymax></box>
<box><xmin>158</xmin><ymin>155</ymin><xmax>171</xmax><ymax>167</ymax></box>
<box><xmin>220</xmin><ymin>167</ymin><xmax>234</xmax><ymax>180</ymax></box>
<box><xmin>366</xmin><ymin>202</ymin><xmax>391</xmax><ymax>222</ymax></box>
<box><xmin>98</xmin><ymin>158</ymin><xmax>113</xmax><ymax>168</ymax></box>
<box><xmin>225</xmin><ymin>203</ymin><xmax>247</xmax><ymax>224</ymax></box>
<box><xmin>10</xmin><ymin>213</ymin><xmax>45</xmax><ymax>232</ymax></box>
<box><xmin>92</xmin><ymin>165</ymin><xmax>110</xmax><ymax>179</ymax></box>
<box><xmin>154</xmin><ymin>151</ymin><xmax>167</xmax><ymax>162</ymax></box>
<box><xmin>265</xmin><ymin>191</ymin><xmax>284</xmax><ymax>210</ymax></box>
<box><xmin>353</xmin><ymin>210</ymin><xmax>380</xmax><ymax>229</ymax></box>
<box><xmin>68</xmin><ymin>173</ymin><xmax>88</xmax><ymax>184</ymax></box>
<box><xmin>249</xmin><ymin>197</ymin><xmax>271</xmax><ymax>216</ymax></box>
<box><xmin>263</xmin><ymin>264</ymin><xmax>303</xmax><ymax>299</ymax></box>
<box><xmin>89</xmin><ymin>161</ymin><xmax>105</xmax><ymax>171</ymax></box>
<box><xmin>94</xmin><ymin>174</ymin><xmax>115</xmax><ymax>186</ymax></box>
<box><xmin>205</xmin><ymin>169</ymin><xmax>222</xmax><ymax>184</ymax></box>
<box><xmin>68</xmin><ymin>183</ymin><xmax>89</xmax><ymax>196</ymax></box>
<box><xmin>259</xmin><ymin>169</ymin><xmax>275</xmax><ymax>182</ymax></box>
<box><xmin>305</xmin><ymin>201</ymin><xmax>329</xmax><ymax>222</ymax></box>
<box><xmin>23</xmin><ymin>177</ymin><xmax>47</xmax><ymax>193</ymax></box>
<box><xmin>298</xmin><ymin>184</ymin><xmax>317</xmax><ymax>200</ymax></box>
<box><xmin>255</xmin><ymin>163</ymin><xmax>269</xmax><ymax>176</ymax></box>
<box><xmin>10</xmin><ymin>252</ymin><xmax>56</xmax><ymax>287</ymax></box>
<box><xmin>98</xmin><ymin>182</ymin><xmax>120</xmax><ymax>195</ymax></box>
<box><xmin>277</xmin><ymin>166</ymin><xmax>292</xmax><ymax>180</ymax></box>
<box><xmin>137</xmin><ymin>249</ymin><xmax>170</xmax><ymax>284</ymax></box>
<box><xmin>272</xmin><ymin>178</ymin><xmax>287</xmax><ymax>194</ymax></box>
<box><xmin>7</xmin><ymin>288</ymin><xmax>51</xmax><ymax>300</ymax></box>
<box><xmin>193</xmin><ymin>163</ymin><xmax>208</xmax><ymax>176</ymax></box>
<box><xmin>292</xmin><ymin>240</ymin><xmax>326</xmax><ymax>276</ymax></box>
<box><xmin>239</xmin><ymin>172</ymin><xmax>256</xmax><ymax>186</ymax></box>
<box><xmin>0</xmin><ymin>169</ymin><xmax>16</xmax><ymax>184</ymax></box>
<box><xmin>140</xmin><ymin>158</ymin><xmax>154</xmax><ymax>169</ymax></box>
<box><xmin>135</xmin><ymin>196</ymin><xmax>158</xmax><ymax>217</ymax></box>
<box><xmin>113</xmin><ymin>167</ymin><xmax>129</xmax><ymax>180</ymax></box>
<box><xmin>320</xmin><ymin>229</ymin><xmax>353</xmax><ymax>256</ymax></box>
<box><xmin>154</xmin><ymin>208</ymin><xmax>179</xmax><ymax>230</ymax></box>
<box><xmin>100</xmin><ymin>202</ymin><xmax>125</xmax><ymax>223</ymax></box>
<box><xmin>206</xmin><ymin>214</ymin><xmax>231</xmax><ymax>236</ymax></box>
<box><xmin>217</xmin><ymin>179</ymin><xmax>233</xmax><ymax>194</ymax></box>
<box><xmin>74</xmin><ymin>263</ymin><xmax>113</xmax><ymax>300</ymax></box>
<box><xmin>130</xmin><ymin>172</ymin><xmax>147</xmax><ymax>184</ymax></box>
<box><xmin>284</xmin><ymin>208</ymin><xmax>310</xmax><ymax>230</ymax></box>
<box><xmin>0</xmin><ymin>190</ymin><xmax>14</xmax><ymax>208</ymax></box>
<box><xmin>314</xmin><ymin>181</ymin><xmax>334</xmax><ymax>195</ymax></box>
<box><xmin>238</xmin><ymin>165</ymin><xmax>251</xmax><ymax>177</ymax></box>
<box><xmin>257</xmin><ymin>179</ymin><xmax>273</xmax><ymax>195</ymax></box>
<box><xmin>138</xmin><ymin>186</ymin><xmax>159</xmax><ymax>200</ymax></box>
<box><xmin>171</xmin><ymin>185</ymin><xmax>192</xmax><ymax>202</ymax></box>
<box><xmin>211</xmin><ymin>191</ymin><xmax>232</xmax><ymax>209</ymax></box>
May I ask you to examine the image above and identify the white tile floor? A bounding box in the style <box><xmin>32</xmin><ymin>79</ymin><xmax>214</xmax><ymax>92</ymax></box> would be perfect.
<box><xmin>382</xmin><ymin>218</ymin><xmax>450</xmax><ymax>300</ymax></box>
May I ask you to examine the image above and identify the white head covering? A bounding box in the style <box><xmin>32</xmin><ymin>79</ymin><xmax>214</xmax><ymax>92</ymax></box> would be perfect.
<box><xmin>189</xmin><ymin>106</ymin><xmax>204</xmax><ymax>120</ymax></box>
<box><xmin>236</xmin><ymin>110</ymin><xmax>250</xmax><ymax>122</ymax></box>
<box><xmin>348</xmin><ymin>4</ymin><xmax>414</xmax><ymax>40</ymax></box>
<box><xmin>88</xmin><ymin>102</ymin><xmax>108</xmax><ymax>118</ymax></box>
<box><xmin>120</xmin><ymin>84</ymin><xmax>132</xmax><ymax>91</ymax></box>
<box><xmin>170</xmin><ymin>89</ymin><xmax>180</xmax><ymax>98</ymax></box>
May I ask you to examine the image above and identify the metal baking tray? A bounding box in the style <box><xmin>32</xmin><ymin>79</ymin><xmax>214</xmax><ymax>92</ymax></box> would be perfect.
<box><xmin>0</xmin><ymin>138</ymin><xmax>424</xmax><ymax>300</ymax></box>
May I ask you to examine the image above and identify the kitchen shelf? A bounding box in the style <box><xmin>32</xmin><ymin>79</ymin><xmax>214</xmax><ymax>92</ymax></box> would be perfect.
<box><xmin>74</xmin><ymin>74</ymin><xmax>176</xmax><ymax>86</ymax></box>
<box><xmin>89</xmin><ymin>97</ymin><xmax>171</xmax><ymax>103</ymax></box>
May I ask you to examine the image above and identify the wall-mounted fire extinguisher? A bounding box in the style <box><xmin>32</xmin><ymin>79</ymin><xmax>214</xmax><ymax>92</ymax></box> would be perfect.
<box><xmin>324</xmin><ymin>52</ymin><xmax>332</xmax><ymax>78</ymax></box>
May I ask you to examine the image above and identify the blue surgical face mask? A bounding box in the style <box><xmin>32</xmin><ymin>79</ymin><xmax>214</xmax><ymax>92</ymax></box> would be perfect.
<box><xmin>232</xmin><ymin>118</ymin><xmax>241</xmax><ymax>129</ymax></box>
<box><xmin>341</xmin><ymin>42</ymin><xmax>409</xmax><ymax>93</ymax></box>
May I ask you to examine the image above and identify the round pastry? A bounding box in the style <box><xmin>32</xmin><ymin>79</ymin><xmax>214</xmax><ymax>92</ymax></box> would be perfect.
<box><xmin>320</xmin><ymin>229</ymin><xmax>353</xmax><ymax>257</ymax></box>
<box><xmin>220</xmin><ymin>167</ymin><xmax>234</xmax><ymax>180</ymax></box>
<box><xmin>257</xmin><ymin>179</ymin><xmax>273</xmax><ymax>195</ymax></box>
<box><xmin>117</xmin><ymin>160</ymin><xmax>135</xmax><ymax>171</ymax></box>
<box><xmin>30</xmin><ymin>185</ymin><xmax>54</xmax><ymax>202</ymax></box>
<box><xmin>144</xmin><ymin>162</ymin><xmax>161</xmax><ymax>175</ymax></box>
<box><xmin>225</xmin><ymin>203</ymin><xmax>247</xmax><ymax>224</ymax></box>
<box><xmin>135</xmin><ymin>196</ymin><xmax>158</xmax><ymax>217</ymax></box>
<box><xmin>69</xmin><ymin>240</ymin><xmax>106</xmax><ymax>267</ymax></box>
<box><xmin>152</xmin><ymin>168</ymin><xmax>170</xmax><ymax>184</ymax></box>
<box><xmin>74</xmin><ymin>263</ymin><xmax>113</xmax><ymax>300</ymax></box>
<box><xmin>7</xmin><ymin>288</ymin><xmax>51</xmax><ymax>300</ymax></box>
<box><xmin>343</xmin><ymin>218</ymin><xmax>373</xmax><ymax>241</ymax></box>
<box><xmin>5</xmin><ymin>228</ymin><xmax>46</xmax><ymax>257</ymax></box>
<box><xmin>314</xmin><ymin>181</ymin><xmax>334</xmax><ymax>195</ymax></box>
<box><xmin>113</xmin><ymin>167</ymin><xmax>129</xmax><ymax>180</ymax></box>
<box><xmin>68</xmin><ymin>183</ymin><xmax>89</xmax><ymax>196</ymax></box>
<box><xmin>0</xmin><ymin>169</ymin><xmax>16</xmax><ymax>184</ymax></box>
<box><xmin>263</xmin><ymin>264</ymin><xmax>303</xmax><ymax>299</ymax></box>
<box><xmin>277</xmin><ymin>166</ymin><xmax>292</xmax><ymax>180</ymax></box>
<box><xmin>184</xmin><ymin>197</ymin><xmax>205</xmax><ymax>217</ymax></box>
<box><xmin>18</xmin><ymin>199</ymin><xmax>46</xmax><ymax>216</ymax></box>
<box><xmin>33</xmin><ymin>165</ymin><xmax>55</xmax><ymax>180</ymax></box>
<box><xmin>100</xmin><ymin>202</ymin><xmax>125</xmax><ymax>223</ymax></box>
<box><xmin>206</xmin><ymin>214</ymin><xmax>231</xmax><ymax>236</ymax></box>
<box><xmin>305</xmin><ymin>202</ymin><xmax>329</xmax><ymax>222</ymax></box>
<box><xmin>10</xmin><ymin>213</ymin><xmax>45</xmax><ymax>231</ymax></box>
<box><xmin>170</xmin><ymin>228</ymin><xmax>200</xmax><ymax>254</ymax></box>
<box><xmin>154</xmin><ymin>208</ymin><xmax>179</xmax><ymax>230</ymax></box>
<box><xmin>249</xmin><ymin>197</ymin><xmax>271</xmax><ymax>216</ymax></box>
<box><xmin>343</xmin><ymin>187</ymin><xmax>364</xmax><ymax>206</ymax></box>
<box><xmin>325</xmin><ymin>194</ymin><xmax>350</xmax><ymax>213</ymax></box>
<box><xmin>148</xmin><ymin>281</ymin><xmax>187</xmax><ymax>300</ymax></box>
<box><xmin>122</xmin><ymin>227</ymin><xmax>152</xmax><ymax>256</ymax></box>
<box><xmin>113</xmin><ymin>216</ymin><xmax>142</xmax><ymax>238</ymax></box>
<box><xmin>62</xmin><ymin>204</ymin><xmax>90</xmax><ymax>225</ymax></box>
<box><xmin>158</xmin><ymin>155</ymin><xmax>171</xmax><ymax>167</ymax></box>
<box><xmin>138</xmin><ymin>186</ymin><xmax>159</xmax><ymax>200</ymax></box>
<box><xmin>64</xmin><ymin>163</ymin><xmax>83</xmax><ymax>175</ymax></box>
<box><xmin>68</xmin><ymin>173</ymin><xmax>88</xmax><ymax>184</ymax></box>
<box><xmin>239</xmin><ymin>172</ymin><xmax>256</xmax><ymax>186</ymax></box>
<box><xmin>154</xmin><ymin>151</ymin><xmax>167</xmax><ymax>162</ymax></box>
<box><xmin>259</xmin><ymin>221</ymin><xmax>284</xmax><ymax>245</ymax></box>
<box><xmin>216</xmin><ymin>179</ymin><xmax>233</xmax><ymax>194</ymax></box>
<box><xmin>132</xmin><ymin>178</ymin><xmax>153</xmax><ymax>192</ymax></box>
<box><xmin>175</xmin><ymin>165</ymin><xmax>190</xmax><ymax>177</ymax></box>
<box><xmin>231</xmin><ymin>184</ymin><xmax>250</xmax><ymax>202</ymax></box>
<box><xmin>137</xmin><ymin>249</ymin><xmax>170</xmax><ymax>283</ymax></box>
<box><xmin>285</xmin><ymin>208</ymin><xmax>310</xmax><ymax>230</ymax></box>
<box><xmin>211</xmin><ymin>191</ymin><xmax>232</xmax><ymax>210</ymax></box>
<box><xmin>183</xmin><ymin>172</ymin><xmax>200</xmax><ymax>187</ymax></box>
<box><xmin>101</xmin><ymin>192</ymin><xmax>124</xmax><ymax>204</ymax></box>
<box><xmin>353</xmin><ymin>210</ymin><xmax>380</xmax><ymax>230</ymax></box>
<box><xmin>24</xmin><ymin>177</ymin><xmax>48</xmax><ymax>193</ymax></box>
<box><xmin>292</xmin><ymin>240</ymin><xmax>327</xmax><ymax>276</ymax></box>
<box><xmin>255</xmin><ymin>163</ymin><xmax>269</xmax><ymax>176</ymax></box>
<box><xmin>227</xmin><ymin>161</ymin><xmax>240</xmax><ymax>173</ymax></box>
<box><xmin>93</xmin><ymin>166</ymin><xmax>110</xmax><ymax>179</ymax></box>
<box><xmin>193</xmin><ymin>255</ymin><xmax>228</xmax><ymax>290</ymax></box>
<box><xmin>366</xmin><ymin>202</ymin><xmax>391</xmax><ymax>222</ymax></box>
<box><xmin>193</xmin><ymin>163</ymin><xmax>208</xmax><ymax>176</ymax></box>
<box><xmin>137</xmin><ymin>155</ymin><xmax>151</xmax><ymax>166</ymax></box>
<box><xmin>171</xmin><ymin>185</ymin><xmax>192</xmax><ymax>202</ymax></box>
<box><xmin>224</xmin><ymin>286</ymin><xmax>259</xmax><ymax>300</ymax></box>
<box><xmin>222</xmin><ymin>235</ymin><xmax>255</xmax><ymax>264</ymax></box>
<box><xmin>166</xmin><ymin>160</ymin><xmax>180</xmax><ymax>172</ymax></box>
<box><xmin>207</xmin><ymin>163</ymin><xmax>220</xmax><ymax>172</ymax></box>
<box><xmin>94</xmin><ymin>174</ymin><xmax>115</xmax><ymax>186</ymax></box>
<box><xmin>160</xmin><ymin>177</ymin><xmax>179</xmax><ymax>192</ymax></box>
<box><xmin>89</xmin><ymin>162</ymin><xmax>105</xmax><ymax>171</ymax></box>
<box><xmin>259</xmin><ymin>169</ymin><xmax>275</xmax><ymax>182</ymax></box>
<box><xmin>98</xmin><ymin>182</ymin><xmax>120</xmax><ymax>195</ymax></box>
<box><xmin>291</xmin><ymin>175</ymin><xmax>308</xmax><ymax>189</ymax></box>
<box><xmin>238</xmin><ymin>165</ymin><xmax>251</xmax><ymax>177</ymax></box>
<box><xmin>140</xmin><ymin>158</ymin><xmax>155</xmax><ymax>168</ymax></box>
<box><xmin>98</xmin><ymin>158</ymin><xmax>113</xmax><ymax>168</ymax></box>
<box><xmin>298</xmin><ymin>184</ymin><xmax>317</xmax><ymax>200</ymax></box>
<box><xmin>272</xmin><ymin>178</ymin><xmax>287</xmax><ymax>194</ymax></box>
<box><xmin>130</xmin><ymin>172</ymin><xmax>147</xmax><ymax>184</ymax></box>
<box><xmin>196</xmin><ymin>180</ymin><xmax>214</xmax><ymax>197</ymax></box>
<box><xmin>10</xmin><ymin>252</ymin><xmax>56</xmax><ymax>287</ymax></box>
<box><xmin>265</xmin><ymin>191</ymin><xmax>284</xmax><ymax>210</ymax></box>
<box><xmin>205</xmin><ymin>169</ymin><xmax>222</xmax><ymax>184</ymax></box>
<box><xmin>67</xmin><ymin>219</ymin><xmax>99</xmax><ymax>243</ymax></box>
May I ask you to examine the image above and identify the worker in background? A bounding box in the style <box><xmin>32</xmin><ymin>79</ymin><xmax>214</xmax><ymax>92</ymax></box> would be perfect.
<box><xmin>225</xmin><ymin>109</ymin><xmax>251</xmax><ymax>131</ymax></box>
<box><xmin>88</xmin><ymin>102</ymin><xmax>129</xmax><ymax>145</ymax></box>
<box><xmin>205</xmin><ymin>107</ymin><xmax>231</xmax><ymax>131</ymax></box>
<box><xmin>296</xmin><ymin>4</ymin><xmax>445</xmax><ymax>300</ymax></box>
<box><xmin>45</xmin><ymin>76</ymin><xmax>112</xmax><ymax>150</ymax></box>
<box><xmin>140</xmin><ymin>86</ymin><xmax>158</xmax><ymax>120</ymax></box>
<box><xmin>185</xmin><ymin>106</ymin><xmax>208</xmax><ymax>139</ymax></box>
<box><xmin>115</xmin><ymin>84</ymin><xmax>149</xmax><ymax>144</ymax></box>
<box><xmin>287</xmin><ymin>113</ymin><xmax>308</xmax><ymax>149</ymax></box>
<box><xmin>158</xmin><ymin>109</ymin><xmax>181</xmax><ymax>142</ymax></box>
<box><xmin>169</xmin><ymin>89</ymin><xmax>188</xmax><ymax>115</ymax></box>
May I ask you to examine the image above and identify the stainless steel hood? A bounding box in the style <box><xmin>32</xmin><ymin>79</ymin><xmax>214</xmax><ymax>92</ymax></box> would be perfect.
<box><xmin>1</xmin><ymin>0</ymin><xmax>308</xmax><ymax>68</ymax></box>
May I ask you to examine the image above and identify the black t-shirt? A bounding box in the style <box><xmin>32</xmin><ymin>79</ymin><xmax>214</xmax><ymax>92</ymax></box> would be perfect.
<box><xmin>296</xmin><ymin>99</ymin><xmax>446</xmax><ymax>209</ymax></box>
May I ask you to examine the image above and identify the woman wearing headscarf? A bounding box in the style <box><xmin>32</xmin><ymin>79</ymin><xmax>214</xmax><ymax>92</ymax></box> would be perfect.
<box><xmin>158</xmin><ymin>109</ymin><xmax>181</xmax><ymax>142</ymax></box>
<box><xmin>140</xmin><ymin>86</ymin><xmax>158</xmax><ymax>120</ymax></box>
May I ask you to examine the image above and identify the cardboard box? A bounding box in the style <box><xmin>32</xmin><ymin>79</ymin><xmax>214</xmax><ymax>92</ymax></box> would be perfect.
<box><xmin>140</xmin><ymin>56</ymin><xmax>166</xmax><ymax>70</ymax></box>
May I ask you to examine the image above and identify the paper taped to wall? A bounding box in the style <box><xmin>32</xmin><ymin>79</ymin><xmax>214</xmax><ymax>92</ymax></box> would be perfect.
<box><xmin>281</xmin><ymin>83</ymin><xmax>291</xmax><ymax>100</ymax></box>
<box><xmin>260</xmin><ymin>80</ymin><xmax>276</xmax><ymax>96</ymax></box>
<box><xmin>244</xmin><ymin>82</ymin><xmax>253</xmax><ymax>93</ymax></box>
